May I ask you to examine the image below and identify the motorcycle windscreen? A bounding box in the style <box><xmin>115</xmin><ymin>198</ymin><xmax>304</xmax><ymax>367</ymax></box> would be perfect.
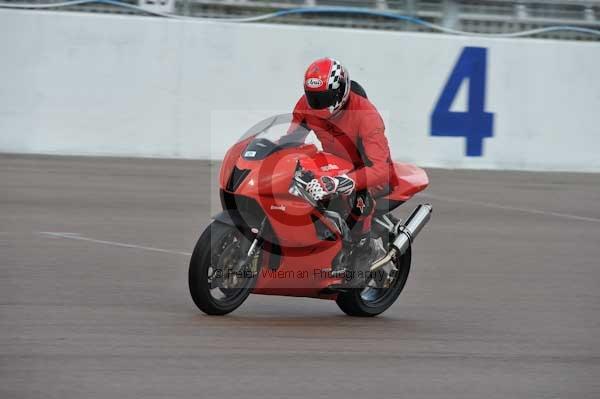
<box><xmin>240</xmin><ymin>116</ymin><xmax>315</xmax><ymax>161</ymax></box>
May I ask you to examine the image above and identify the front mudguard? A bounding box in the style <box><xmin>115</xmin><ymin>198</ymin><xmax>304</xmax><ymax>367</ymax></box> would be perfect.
<box><xmin>212</xmin><ymin>210</ymin><xmax>263</xmax><ymax>231</ymax></box>
<box><xmin>212</xmin><ymin>210</ymin><xmax>282</xmax><ymax>271</ymax></box>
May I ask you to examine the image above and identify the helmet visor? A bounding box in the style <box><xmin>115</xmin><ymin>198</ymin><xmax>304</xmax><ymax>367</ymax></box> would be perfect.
<box><xmin>305</xmin><ymin>90</ymin><xmax>336</xmax><ymax>110</ymax></box>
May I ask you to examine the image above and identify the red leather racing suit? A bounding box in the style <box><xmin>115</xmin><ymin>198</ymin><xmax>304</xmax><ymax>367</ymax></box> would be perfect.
<box><xmin>288</xmin><ymin>90</ymin><xmax>398</xmax><ymax>235</ymax></box>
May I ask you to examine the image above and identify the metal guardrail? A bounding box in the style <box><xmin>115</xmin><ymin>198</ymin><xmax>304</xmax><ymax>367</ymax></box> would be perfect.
<box><xmin>1</xmin><ymin>0</ymin><xmax>599</xmax><ymax>40</ymax></box>
<box><xmin>175</xmin><ymin>0</ymin><xmax>600</xmax><ymax>39</ymax></box>
<box><xmin>177</xmin><ymin>0</ymin><xmax>600</xmax><ymax>23</ymax></box>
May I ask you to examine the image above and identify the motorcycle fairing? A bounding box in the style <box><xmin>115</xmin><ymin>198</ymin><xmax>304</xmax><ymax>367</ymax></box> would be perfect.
<box><xmin>215</xmin><ymin>127</ymin><xmax>429</xmax><ymax>298</ymax></box>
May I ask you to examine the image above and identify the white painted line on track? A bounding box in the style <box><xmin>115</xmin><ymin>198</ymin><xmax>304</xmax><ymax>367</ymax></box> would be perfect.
<box><xmin>38</xmin><ymin>232</ymin><xmax>192</xmax><ymax>256</ymax></box>
<box><xmin>36</xmin><ymin>190</ymin><xmax>599</xmax><ymax>257</ymax></box>
<box><xmin>419</xmin><ymin>193</ymin><xmax>600</xmax><ymax>224</ymax></box>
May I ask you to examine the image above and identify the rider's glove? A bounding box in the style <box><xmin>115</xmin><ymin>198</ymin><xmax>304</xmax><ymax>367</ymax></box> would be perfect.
<box><xmin>294</xmin><ymin>170</ymin><xmax>328</xmax><ymax>201</ymax></box>
<box><xmin>321</xmin><ymin>174</ymin><xmax>355</xmax><ymax>196</ymax></box>
<box><xmin>295</xmin><ymin>171</ymin><xmax>355</xmax><ymax>201</ymax></box>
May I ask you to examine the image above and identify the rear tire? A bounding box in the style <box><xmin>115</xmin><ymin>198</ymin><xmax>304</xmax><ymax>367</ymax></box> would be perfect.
<box><xmin>189</xmin><ymin>221</ymin><xmax>258</xmax><ymax>315</ymax></box>
<box><xmin>336</xmin><ymin>247</ymin><xmax>411</xmax><ymax>317</ymax></box>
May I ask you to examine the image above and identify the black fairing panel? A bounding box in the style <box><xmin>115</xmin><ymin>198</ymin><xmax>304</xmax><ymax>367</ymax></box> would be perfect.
<box><xmin>226</xmin><ymin>166</ymin><xmax>250</xmax><ymax>192</ymax></box>
<box><xmin>374</xmin><ymin>199</ymin><xmax>404</xmax><ymax>216</ymax></box>
<box><xmin>350</xmin><ymin>80</ymin><xmax>368</xmax><ymax>98</ymax></box>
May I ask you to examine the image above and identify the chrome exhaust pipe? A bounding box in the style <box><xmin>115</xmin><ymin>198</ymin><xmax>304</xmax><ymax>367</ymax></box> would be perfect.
<box><xmin>370</xmin><ymin>204</ymin><xmax>432</xmax><ymax>272</ymax></box>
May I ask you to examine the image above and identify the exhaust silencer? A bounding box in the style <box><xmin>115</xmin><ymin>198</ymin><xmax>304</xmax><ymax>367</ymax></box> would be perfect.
<box><xmin>370</xmin><ymin>204</ymin><xmax>432</xmax><ymax>272</ymax></box>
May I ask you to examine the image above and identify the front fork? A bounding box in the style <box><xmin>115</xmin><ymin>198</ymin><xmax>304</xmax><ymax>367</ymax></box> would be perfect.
<box><xmin>234</xmin><ymin>217</ymin><xmax>267</xmax><ymax>276</ymax></box>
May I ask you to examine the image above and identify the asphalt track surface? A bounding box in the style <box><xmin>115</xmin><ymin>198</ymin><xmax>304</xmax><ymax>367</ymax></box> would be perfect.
<box><xmin>1</xmin><ymin>154</ymin><xmax>599</xmax><ymax>399</ymax></box>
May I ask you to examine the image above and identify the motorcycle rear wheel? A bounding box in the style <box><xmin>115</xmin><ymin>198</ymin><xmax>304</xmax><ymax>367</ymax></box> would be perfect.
<box><xmin>189</xmin><ymin>221</ymin><xmax>259</xmax><ymax>315</ymax></box>
<box><xmin>335</xmin><ymin>246</ymin><xmax>411</xmax><ymax>317</ymax></box>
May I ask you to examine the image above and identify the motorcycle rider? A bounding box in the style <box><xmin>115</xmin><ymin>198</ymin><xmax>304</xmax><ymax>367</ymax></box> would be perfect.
<box><xmin>289</xmin><ymin>57</ymin><xmax>398</xmax><ymax>285</ymax></box>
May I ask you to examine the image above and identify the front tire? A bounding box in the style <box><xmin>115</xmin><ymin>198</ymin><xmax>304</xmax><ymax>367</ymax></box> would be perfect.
<box><xmin>189</xmin><ymin>221</ymin><xmax>259</xmax><ymax>315</ymax></box>
<box><xmin>336</xmin><ymin>246</ymin><xmax>411</xmax><ymax>317</ymax></box>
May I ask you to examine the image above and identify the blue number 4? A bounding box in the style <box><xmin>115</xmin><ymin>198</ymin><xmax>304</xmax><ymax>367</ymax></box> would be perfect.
<box><xmin>431</xmin><ymin>47</ymin><xmax>494</xmax><ymax>157</ymax></box>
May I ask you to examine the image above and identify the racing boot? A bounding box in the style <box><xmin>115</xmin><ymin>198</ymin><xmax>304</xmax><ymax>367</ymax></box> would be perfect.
<box><xmin>332</xmin><ymin>233</ymin><xmax>376</xmax><ymax>288</ymax></box>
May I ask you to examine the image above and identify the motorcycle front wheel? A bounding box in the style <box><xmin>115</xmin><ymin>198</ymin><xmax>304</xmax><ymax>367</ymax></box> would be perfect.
<box><xmin>188</xmin><ymin>221</ymin><xmax>260</xmax><ymax>315</ymax></box>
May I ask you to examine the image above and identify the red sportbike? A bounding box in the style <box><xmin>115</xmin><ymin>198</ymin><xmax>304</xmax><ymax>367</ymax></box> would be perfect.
<box><xmin>189</xmin><ymin>117</ymin><xmax>432</xmax><ymax>316</ymax></box>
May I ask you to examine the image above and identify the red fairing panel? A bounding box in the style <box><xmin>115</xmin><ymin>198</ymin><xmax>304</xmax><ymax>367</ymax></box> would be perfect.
<box><xmin>384</xmin><ymin>163</ymin><xmax>430</xmax><ymax>202</ymax></box>
<box><xmin>219</xmin><ymin>132</ymin><xmax>428</xmax><ymax>298</ymax></box>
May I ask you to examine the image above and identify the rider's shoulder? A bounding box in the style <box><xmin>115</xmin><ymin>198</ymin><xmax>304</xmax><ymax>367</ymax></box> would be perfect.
<box><xmin>348</xmin><ymin>91</ymin><xmax>378</xmax><ymax>112</ymax></box>
<box><xmin>295</xmin><ymin>95</ymin><xmax>311</xmax><ymax>111</ymax></box>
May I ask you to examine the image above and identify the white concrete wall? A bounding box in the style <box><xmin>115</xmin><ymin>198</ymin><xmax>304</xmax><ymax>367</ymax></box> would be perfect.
<box><xmin>1</xmin><ymin>9</ymin><xmax>599</xmax><ymax>171</ymax></box>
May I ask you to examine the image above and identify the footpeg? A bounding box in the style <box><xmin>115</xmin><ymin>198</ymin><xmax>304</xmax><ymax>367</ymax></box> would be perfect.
<box><xmin>383</xmin><ymin>266</ymin><xmax>398</xmax><ymax>288</ymax></box>
<box><xmin>330</xmin><ymin>269</ymin><xmax>347</xmax><ymax>278</ymax></box>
